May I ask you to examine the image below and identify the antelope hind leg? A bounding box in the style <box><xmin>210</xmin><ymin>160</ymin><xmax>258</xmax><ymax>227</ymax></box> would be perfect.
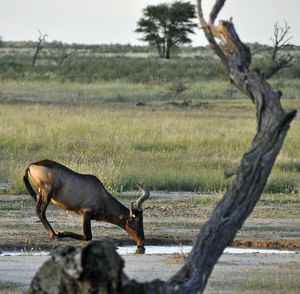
<box><xmin>36</xmin><ymin>191</ymin><xmax>57</xmax><ymax>239</ymax></box>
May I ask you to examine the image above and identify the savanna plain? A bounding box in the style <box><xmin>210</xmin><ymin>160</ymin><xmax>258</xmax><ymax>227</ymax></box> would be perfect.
<box><xmin>0</xmin><ymin>44</ymin><xmax>299</xmax><ymax>293</ymax></box>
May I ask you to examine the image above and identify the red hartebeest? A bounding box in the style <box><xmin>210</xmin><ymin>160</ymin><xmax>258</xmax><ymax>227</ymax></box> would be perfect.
<box><xmin>23</xmin><ymin>159</ymin><xmax>149</xmax><ymax>254</ymax></box>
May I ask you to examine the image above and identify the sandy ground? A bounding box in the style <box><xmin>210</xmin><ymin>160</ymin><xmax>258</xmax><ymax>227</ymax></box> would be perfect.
<box><xmin>0</xmin><ymin>252</ymin><xmax>299</xmax><ymax>293</ymax></box>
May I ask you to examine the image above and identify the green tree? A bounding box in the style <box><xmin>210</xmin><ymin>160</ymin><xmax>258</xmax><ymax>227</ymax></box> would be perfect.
<box><xmin>136</xmin><ymin>1</ymin><xmax>196</xmax><ymax>59</ymax></box>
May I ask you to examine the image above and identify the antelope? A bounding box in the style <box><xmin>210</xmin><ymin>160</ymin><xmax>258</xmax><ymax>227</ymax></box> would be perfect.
<box><xmin>23</xmin><ymin>159</ymin><xmax>149</xmax><ymax>254</ymax></box>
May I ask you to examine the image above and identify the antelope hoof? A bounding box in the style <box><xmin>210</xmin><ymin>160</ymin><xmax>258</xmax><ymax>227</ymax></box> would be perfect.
<box><xmin>135</xmin><ymin>246</ymin><xmax>145</xmax><ymax>254</ymax></box>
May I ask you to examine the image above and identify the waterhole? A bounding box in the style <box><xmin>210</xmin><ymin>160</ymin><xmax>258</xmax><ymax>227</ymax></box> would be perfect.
<box><xmin>0</xmin><ymin>246</ymin><xmax>297</xmax><ymax>257</ymax></box>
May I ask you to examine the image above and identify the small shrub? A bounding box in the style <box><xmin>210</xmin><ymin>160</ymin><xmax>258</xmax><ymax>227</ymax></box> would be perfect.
<box><xmin>265</xmin><ymin>179</ymin><xmax>298</xmax><ymax>194</ymax></box>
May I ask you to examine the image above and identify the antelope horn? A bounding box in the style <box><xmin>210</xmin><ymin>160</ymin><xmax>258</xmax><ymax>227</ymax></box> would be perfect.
<box><xmin>135</xmin><ymin>184</ymin><xmax>150</xmax><ymax>211</ymax></box>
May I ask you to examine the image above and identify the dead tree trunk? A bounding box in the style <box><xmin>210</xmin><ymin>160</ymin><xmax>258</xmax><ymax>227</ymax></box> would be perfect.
<box><xmin>57</xmin><ymin>47</ymin><xmax>74</xmax><ymax>66</ymax></box>
<box><xmin>28</xmin><ymin>1</ymin><xmax>296</xmax><ymax>293</ymax></box>
<box><xmin>165</xmin><ymin>1</ymin><xmax>296</xmax><ymax>292</ymax></box>
<box><xmin>32</xmin><ymin>30</ymin><xmax>47</xmax><ymax>66</ymax></box>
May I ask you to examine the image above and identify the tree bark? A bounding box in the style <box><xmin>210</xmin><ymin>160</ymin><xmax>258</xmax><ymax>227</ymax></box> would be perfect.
<box><xmin>28</xmin><ymin>1</ymin><xmax>296</xmax><ymax>293</ymax></box>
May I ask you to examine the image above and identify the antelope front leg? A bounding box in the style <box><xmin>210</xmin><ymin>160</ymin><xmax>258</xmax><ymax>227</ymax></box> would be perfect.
<box><xmin>58</xmin><ymin>211</ymin><xmax>92</xmax><ymax>241</ymax></box>
<box><xmin>57</xmin><ymin>231</ymin><xmax>87</xmax><ymax>240</ymax></box>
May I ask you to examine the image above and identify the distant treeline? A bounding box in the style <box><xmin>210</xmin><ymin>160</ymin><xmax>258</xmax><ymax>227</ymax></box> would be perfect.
<box><xmin>0</xmin><ymin>41</ymin><xmax>299</xmax><ymax>84</ymax></box>
<box><xmin>2</xmin><ymin>40</ymin><xmax>298</xmax><ymax>53</ymax></box>
<box><xmin>2</xmin><ymin>41</ymin><xmax>152</xmax><ymax>53</ymax></box>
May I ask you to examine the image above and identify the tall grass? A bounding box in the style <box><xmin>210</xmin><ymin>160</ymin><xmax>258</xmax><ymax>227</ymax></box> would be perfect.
<box><xmin>1</xmin><ymin>78</ymin><xmax>299</xmax><ymax>105</ymax></box>
<box><xmin>0</xmin><ymin>100</ymin><xmax>299</xmax><ymax>194</ymax></box>
<box><xmin>0</xmin><ymin>80</ymin><xmax>167</xmax><ymax>103</ymax></box>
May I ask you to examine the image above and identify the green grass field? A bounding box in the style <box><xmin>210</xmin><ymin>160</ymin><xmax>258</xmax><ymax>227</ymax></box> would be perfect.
<box><xmin>0</xmin><ymin>95</ymin><xmax>299</xmax><ymax>194</ymax></box>
<box><xmin>0</xmin><ymin>44</ymin><xmax>299</xmax><ymax>195</ymax></box>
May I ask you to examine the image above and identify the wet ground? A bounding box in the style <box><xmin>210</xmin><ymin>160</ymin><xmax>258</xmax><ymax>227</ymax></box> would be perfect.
<box><xmin>0</xmin><ymin>193</ymin><xmax>299</xmax><ymax>251</ymax></box>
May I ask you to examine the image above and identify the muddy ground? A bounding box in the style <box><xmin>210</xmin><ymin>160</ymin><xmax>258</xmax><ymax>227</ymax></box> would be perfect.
<box><xmin>0</xmin><ymin>192</ymin><xmax>299</xmax><ymax>251</ymax></box>
<box><xmin>0</xmin><ymin>192</ymin><xmax>299</xmax><ymax>293</ymax></box>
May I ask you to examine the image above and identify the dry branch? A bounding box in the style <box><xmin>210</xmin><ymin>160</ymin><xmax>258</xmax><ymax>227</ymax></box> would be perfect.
<box><xmin>32</xmin><ymin>30</ymin><xmax>47</xmax><ymax>66</ymax></box>
<box><xmin>264</xmin><ymin>21</ymin><xmax>295</xmax><ymax>79</ymax></box>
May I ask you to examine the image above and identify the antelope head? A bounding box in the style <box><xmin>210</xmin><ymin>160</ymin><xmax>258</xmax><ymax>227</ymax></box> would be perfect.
<box><xmin>125</xmin><ymin>185</ymin><xmax>150</xmax><ymax>254</ymax></box>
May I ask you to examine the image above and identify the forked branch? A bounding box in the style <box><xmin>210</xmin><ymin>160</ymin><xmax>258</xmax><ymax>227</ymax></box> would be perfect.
<box><xmin>263</xmin><ymin>21</ymin><xmax>295</xmax><ymax>79</ymax></box>
<box><xmin>271</xmin><ymin>21</ymin><xmax>293</xmax><ymax>60</ymax></box>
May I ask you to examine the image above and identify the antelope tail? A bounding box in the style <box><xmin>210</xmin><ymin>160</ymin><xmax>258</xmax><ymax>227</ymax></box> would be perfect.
<box><xmin>23</xmin><ymin>168</ymin><xmax>37</xmax><ymax>202</ymax></box>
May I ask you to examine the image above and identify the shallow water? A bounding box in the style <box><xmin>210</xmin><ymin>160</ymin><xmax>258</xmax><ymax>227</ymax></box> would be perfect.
<box><xmin>0</xmin><ymin>250</ymin><xmax>50</xmax><ymax>257</ymax></box>
<box><xmin>0</xmin><ymin>246</ymin><xmax>297</xmax><ymax>257</ymax></box>
<box><xmin>117</xmin><ymin>245</ymin><xmax>297</xmax><ymax>255</ymax></box>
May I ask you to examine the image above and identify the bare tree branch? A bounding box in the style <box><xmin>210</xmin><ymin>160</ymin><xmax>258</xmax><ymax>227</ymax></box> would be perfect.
<box><xmin>196</xmin><ymin>0</ymin><xmax>228</xmax><ymax>68</ymax></box>
<box><xmin>262</xmin><ymin>21</ymin><xmax>295</xmax><ymax>79</ymax></box>
<box><xmin>32</xmin><ymin>29</ymin><xmax>48</xmax><ymax>66</ymax></box>
<box><xmin>209</xmin><ymin>0</ymin><xmax>226</xmax><ymax>24</ymax></box>
<box><xmin>264</xmin><ymin>53</ymin><xmax>294</xmax><ymax>79</ymax></box>
<box><xmin>271</xmin><ymin>21</ymin><xmax>293</xmax><ymax>57</ymax></box>
<box><xmin>57</xmin><ymin>47</ymin><xmax>75</xmax><ymax>66</ymax></box>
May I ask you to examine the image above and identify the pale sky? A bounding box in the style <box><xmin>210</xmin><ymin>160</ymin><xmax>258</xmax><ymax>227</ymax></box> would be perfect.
<box><xmin>1</xmin><ymin>0</ymin><xmax>299</xmax><ymax>46</ymax></box>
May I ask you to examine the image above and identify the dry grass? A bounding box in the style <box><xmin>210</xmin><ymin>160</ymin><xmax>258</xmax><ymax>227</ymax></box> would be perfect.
<box><xmin>0</xmin><ymin>99</ymin><xmax>299</xmax><ymax>195</ymax></box>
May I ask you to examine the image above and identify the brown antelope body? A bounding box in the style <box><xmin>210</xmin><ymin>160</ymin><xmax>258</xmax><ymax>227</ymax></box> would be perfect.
<box><xmin>23</xmin><ymin>159</ymin><xmax>149</xmax><ymax>254</ymax></box>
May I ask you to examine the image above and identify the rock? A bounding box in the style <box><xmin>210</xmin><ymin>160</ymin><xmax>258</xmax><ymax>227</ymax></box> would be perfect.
<box><xmin>28</xmin><ymin>241</ymin><xmax>128</xmax><ymax>294</ymax></box>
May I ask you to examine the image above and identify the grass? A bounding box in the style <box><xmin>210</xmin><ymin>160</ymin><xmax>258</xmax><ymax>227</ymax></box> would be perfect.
<box><xmin>243</xmin><ymin>269</ymin><xmax>300</xmax><ymax>294</ymax></box>
<box><xmin>0</xmin><ymin>281</ymin><xmax>24</xmax><ymax>293</ymax></box>
<box><xmin>259</xmin><ymin>194</ymin><xmax>300</xmax><ymax>205</ymax></box>
<box><xmin>210</xmin><ymin>269</ymin><xmax>300</xmax><ymax>294</ymax></box>
<box><xmin>1</xmin><ymin>78</ymin><xmax>300</xmax><ymax>104</ymax></box>
<box><xmin>0</xmin><ymin>199</ymin><xmax>32</xmax><ymax>211</ymax></box>
<box><xmin>0</xmin><ymin>80</ymin><xmax>168</xmax><ymax>104</ymax></box>
<box><xmin>0</xmin><ymin>45</ymin><xmax>300</xmax><ymax>195</ymax></box>
<box><xmin>0</xmin><ymin>98</ymin><xmax>299</xmax><ymax>195</ymax></box>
